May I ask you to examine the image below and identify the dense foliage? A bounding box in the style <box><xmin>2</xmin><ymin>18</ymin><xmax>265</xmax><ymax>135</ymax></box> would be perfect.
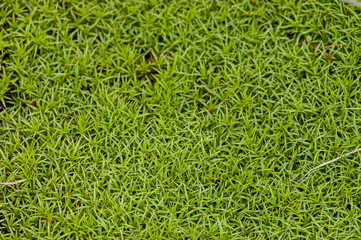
<box><xmin>1</xmin><ymin>0</ymin><xmax>361</xmax><ymax>238</ymax></box>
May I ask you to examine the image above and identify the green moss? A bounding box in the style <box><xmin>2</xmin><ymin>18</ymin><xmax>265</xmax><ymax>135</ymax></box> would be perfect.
<box><xmin>1</xmin><ymin>0</ymin><xmax>361</xmax><ymax>238</ymax></box>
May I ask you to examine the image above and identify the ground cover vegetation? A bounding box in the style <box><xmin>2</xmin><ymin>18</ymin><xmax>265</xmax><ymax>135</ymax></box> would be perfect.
<box><xmin>1</xmin><ymin>0</ymin><xmax>361</xmax><ymax>238</ymax></box>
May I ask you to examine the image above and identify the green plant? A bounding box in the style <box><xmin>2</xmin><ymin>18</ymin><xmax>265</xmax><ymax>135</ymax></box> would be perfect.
<box><xmin>1</xmin><ymin>0</ymin><xmax>361</xmax><ymax>239</ymax></box>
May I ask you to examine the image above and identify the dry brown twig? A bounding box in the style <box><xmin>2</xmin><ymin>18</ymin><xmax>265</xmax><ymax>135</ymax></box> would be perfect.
<box><xmin>325</xmin><ymin>44</ymin><xmax>344</xmax><ymax>49</ymax></box>
<box><xmin>300</xmin><ymin>148</ymin><xmax>361</xmax><ymax>181</ymax></box>
<box><xmin>338</xmin><ymin>0</ymin><xmax>361</xmax><ymax>8</ymax></box>
<box><xmin>311</xmin><ymin>45</ymin><xmax>337</xmax><ymax>59</ymax></box>
<box><xmin>0</xmin><ymin>179</ymin><xmax>26</xmax><ymax>186</ymax></box>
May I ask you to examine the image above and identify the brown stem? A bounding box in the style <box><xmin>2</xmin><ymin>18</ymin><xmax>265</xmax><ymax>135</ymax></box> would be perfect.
<box><xmin>0</xmin><ymin>179</ymin><xmax>26</xmax><ymax>186</ymax></box>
